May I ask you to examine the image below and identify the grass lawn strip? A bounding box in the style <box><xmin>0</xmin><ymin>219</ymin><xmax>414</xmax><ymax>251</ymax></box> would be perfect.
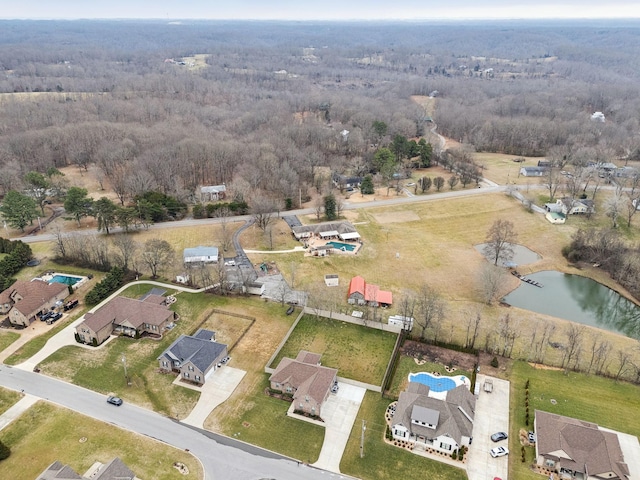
<box><xmin>271</xmin><ymin>314</ymin><xmax>397</xmax><ymax>386</ymax></box>
<box><xmin>0</xmin><ymin>401</ymin><xmax>203</xmax><ymax>480</ymax></box>
<box><xmin>0</xmin><ymin>387</ymin><xmax>21</xmax><ymax>417</ymax></box>
<box><xmin>340</xmin><ymin>391</ymin><xmax>468</xmax><ymax>480</ymax></box>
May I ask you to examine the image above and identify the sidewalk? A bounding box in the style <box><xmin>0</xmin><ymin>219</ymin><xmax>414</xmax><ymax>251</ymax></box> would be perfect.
<box><xmin>0</xmin><ymin>394</ymin><xmax>39</xmax><ymax>432</ymax></box>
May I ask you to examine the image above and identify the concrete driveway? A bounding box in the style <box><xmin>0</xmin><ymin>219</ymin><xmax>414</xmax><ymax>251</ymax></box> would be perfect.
<box><xmin>466</xmin><ymin>374</ymin><xmax>510</xmax><ymax>480</ymax></box>
<box><xmin>602</xmin><ymin>428</ymin><xmax>640</xmax><ymax>480</ymax></box>
<box><xmin>182</xmin><ymin>366</ymin><xmax>246</xmax><ymax>428</ymax></box>
<box><xmin>312</xmin><ymin>382</ymin><xmax>365</xmax><ymax>473</ymax></box>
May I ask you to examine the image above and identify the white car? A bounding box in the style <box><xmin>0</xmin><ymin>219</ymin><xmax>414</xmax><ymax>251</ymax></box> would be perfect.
<box><xmin>490</xmin><ymin>446</ymin><xmax>509</xmax><ymax>457</ymax></box>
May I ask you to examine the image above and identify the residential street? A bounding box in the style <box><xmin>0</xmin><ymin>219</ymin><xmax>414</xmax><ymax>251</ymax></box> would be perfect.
<box><xmin>0</xmin><ymin>366</ymin><xmax>354</xmax><ymax>480</ymax></box>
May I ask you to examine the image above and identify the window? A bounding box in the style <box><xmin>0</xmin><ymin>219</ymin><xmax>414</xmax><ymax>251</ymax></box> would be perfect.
<box><xmin>162</xmin><ymin>361</ymin><xmax>168</xmax><ymax>367</ymax></box>
<box><xmin>188</xmin><ymin>365</ymin><xmax>194</xmax><ymax>371</ymax></box>
<box><xmin>195</xmin><ymin>375</ymin><xmax>201</xmax><ymax>382</ymax></box>
<box><xmin>275</xmin><ymin>383</ymin><xmax>280</xmax><ymax>388</ymax></box>
<box><xmin>440</xmin><ymin>442</ymin><xmax>452</xmax><ymax>451</ymax></box>
<box><xmin>184</xmin><ymin>372</ymin><xmax>190</xmax><ymax>378</ymax></box>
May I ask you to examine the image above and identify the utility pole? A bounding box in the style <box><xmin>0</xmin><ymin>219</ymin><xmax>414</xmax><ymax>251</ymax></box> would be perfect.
<box><xmin>122</xmin><ymin>354</ymin><xmax>128</xmax><ymax>386</ymax></box>
<box><xmin>360</xmin><ymin>420</ymin><xmax>366</xmax><ymax>458</ymax></box>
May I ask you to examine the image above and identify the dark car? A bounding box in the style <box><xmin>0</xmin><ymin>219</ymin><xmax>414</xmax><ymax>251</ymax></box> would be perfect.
<box><xmin>46</xmin><ymin>312</ymin><xmax>63</xmax><ymax>324</ymax></box>
<box><xmin>107</xmin><ymin>396</ymin><xmax>123</xmax><ymax>406</ymax></box>
<box><xmin>491</xmin><ymin>431</ymin><xmax>508</xmax><ymax>442</ymax></box>
<box><xmin>40</xmin><ymin>311</ymin><xmax>52</xmax><ymax>321</ymax></box>
<box><xmin>64</xmin><ymin>299</ymin><xmax>79</xmax><ymax>311</ymax></box>
<box><xmin>286</xmin><ymin>305</ymin><xmax>295</xmax><ymax>315</ymax></box>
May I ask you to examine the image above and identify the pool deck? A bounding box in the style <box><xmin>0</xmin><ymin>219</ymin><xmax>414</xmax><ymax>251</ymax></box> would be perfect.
<box><xmin>38</xmin><ymin>272</ymin><xmax>88</xmax><ymax>290</ymax></box>
<box><xmin>409</xmin><ymin>372</ymin><xmax>471</xmax><ymax>400</ymax></box>
<box><xmin>306</xmin><ymin>238</ymin><xmax>362</xmax><ymax>255</ymax></box>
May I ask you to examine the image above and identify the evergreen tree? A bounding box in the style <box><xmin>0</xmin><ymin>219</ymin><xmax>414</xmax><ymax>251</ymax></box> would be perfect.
<box><xmin>361</xmin><ymin>175</ymin><xmax>375</xmax><ymax>194</ymax></box>
<box><xmin>324</xmin><ymin>194</ymin><xmax>337</xmax><ymax>220</ymax></box>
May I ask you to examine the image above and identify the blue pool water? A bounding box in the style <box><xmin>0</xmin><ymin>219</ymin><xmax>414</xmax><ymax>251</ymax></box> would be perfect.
<box><xmin>409</xmin><ymin>372</ymin><xmax>468</xmax><ymax>392</ymax></box>
<box><xmin>326</xmin><ymin>241</ymin><xmax>356</xmax><ymax>252</ymax></box>
<box><xmin>50</xmin><ymin>274</ymin><xmax>82</xmax><ymax>286</ymax></box>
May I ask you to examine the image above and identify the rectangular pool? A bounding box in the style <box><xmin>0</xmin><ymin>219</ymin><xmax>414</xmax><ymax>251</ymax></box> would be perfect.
<box><xmin>326</xmin><ymin>241</ymin><xmax>356</xmax><ymax>252</ymax></box>
<box><xmin>50</xmin><ymin>274</ymin><xmax>83</xmax><ymax>286</ymax></box>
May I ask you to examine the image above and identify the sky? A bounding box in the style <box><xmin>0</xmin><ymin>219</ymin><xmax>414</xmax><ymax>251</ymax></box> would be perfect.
<box><xmin>2</xmin><ymin>0</ymin><xmax>639</xmax><ymax>21</ymax></box>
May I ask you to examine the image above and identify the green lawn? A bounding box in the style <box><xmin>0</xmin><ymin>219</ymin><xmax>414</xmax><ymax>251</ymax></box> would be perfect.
<box><xmin>219</xmin><ymin>375</ymin><xmax>325</xmax><ymax>463</ymax></box>
<box><xmin>270</xmin><ymin>314</ymin><xmax>397</xmax><ymax>386</ymax></box>
<box><xmin>340</xmin><ymin>391</ymin><xmax>468</xmax><ymax>480</ymax></box>
<box><xmin>508</xmin><ymin>361</ymin><xmax>640</xmax><ymax>479</ymax></box>
<box><xmin>0</xmin><ymin>401</ymin><xmax>203</xmax><ymax>480</ymax></box>
<box><xmin>0</xmin><ymin>387</ymin><xmax>21</xmax><ymax>416</ymax></box>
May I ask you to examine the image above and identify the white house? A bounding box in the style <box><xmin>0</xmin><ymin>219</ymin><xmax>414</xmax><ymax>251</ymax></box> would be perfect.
<box><xmin>199</xmin><ymin>185</ymin><xmax>226</xmax><ymax>202</ymax></box>
<box><xmin>183</xmin><ymin>246</ymin><xmax>219</xmax><ymax>264</ymax></box>
<box><xmin>520</xmin><ymin>166</ymin><xmax>548</xmax><ymax>177</ymax></box>
<box><xmin>391</xmin><ymin>383</ymin><xmax>475</xmax><ymax>455</ymax></box>
<box><xmin>591</xmin><ymin>111</ymin><xmax>606</xmax><ymax>122</ymax></box>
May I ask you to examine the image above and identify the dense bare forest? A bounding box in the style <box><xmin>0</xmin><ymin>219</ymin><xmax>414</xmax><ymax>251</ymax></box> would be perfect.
<box><xmin>1</xmin><ymin>20</ymin><xmax>640</xmax><ymax>206</ymax></box>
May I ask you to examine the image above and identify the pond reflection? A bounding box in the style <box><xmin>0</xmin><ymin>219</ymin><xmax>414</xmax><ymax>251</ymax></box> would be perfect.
<box><xmin>502</xmin><ymin>270</ymin><xmax>640</xmax><ymax>339</ymax></box>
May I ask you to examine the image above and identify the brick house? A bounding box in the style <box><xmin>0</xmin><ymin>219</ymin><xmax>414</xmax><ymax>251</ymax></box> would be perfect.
<box><xmin>0</xmin><ymin>280</ymin><xmax>68</xmax><ymax>327</ymax></box>
<box><xmin>269</xmin><ymin>351</ymin><xmax>337</xmax><ymax>418</ymax></box>
<box><xmin>75</xmin><ymin>295</ymin><xmax>176</xmax><ymax>345</ymax></box>
<box><xmin>534</xmin><ymin>410</ymin><xmax>629</xmax><ymax>479</ymax></box>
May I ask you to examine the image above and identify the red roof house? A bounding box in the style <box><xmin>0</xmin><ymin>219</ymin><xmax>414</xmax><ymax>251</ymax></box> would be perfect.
<box><xmin>348</xmin><ymin>275</ymin><xmax>392</xmax><ymax>307</ymax></box>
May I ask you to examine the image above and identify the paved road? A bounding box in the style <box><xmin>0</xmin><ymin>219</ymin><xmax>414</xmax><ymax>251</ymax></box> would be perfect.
<box><xmin>18</xmin><ymin>185</ymin><xmax>504</xmax><ymax>245</ymax></box>
<box><xmin>0</xmin><ymin>366</ymin><xmax>352</xmax><ymax>480</ymax></box>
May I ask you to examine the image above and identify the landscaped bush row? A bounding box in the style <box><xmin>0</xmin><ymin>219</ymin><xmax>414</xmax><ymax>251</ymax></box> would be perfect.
<box><xmin>84</xmin><ymin>267</ymin><xmax>126</xmax><ymax>305</ymax></box>
<box><xmin>192</xmin><ymin>200</ymin><xmax>249</xmax><ymax>219</ymax></box>
<box><xmin>0</xmin><ymin>237</ymin><xmax>32</xmax><ymax>291</ymax></box>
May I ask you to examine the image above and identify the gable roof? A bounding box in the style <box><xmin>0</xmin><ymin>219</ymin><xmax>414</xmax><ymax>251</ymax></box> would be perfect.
<box><xmin>291</xmin><ymin>221</ymin><xmax>358</xmax><ymax>237</ymax></box>
<box><xmin>82</xmin><ymin>296</ymin><xmax>173</xmax><ymax>333</ymax></box>
<box><xmin>93</xmin><ymin>457</ymin><xmax>136</xmax><ymax>480</ymax></box>
<box><xmin>200</xmin><ymin>185</ymin><xmax>226</xmax><ymax>194</ymax></box>
<box><xmin>159</xmin><ymin>329</ymin><xmax>227</xmax><ymax>372</ymax></box>
<box><xmin>37</xmin><ymin>461</ymin><xmax>82</xmax><ymax>480</ymax></box>
<box><xmin>0</xmin><ymin>280</ymin><xmax>68</xmax><ymax>315</ymax></box>
<box><xmin>270</xmin><ymin>353</ymin><xmax>337</xmax><ymax>407</ymax></box>
<box><xmin>183</xmin><ymin>246</ymin><xmax>219</xmax><ymax>260</ymax></box>
<box><xmin>535</xmin><ymin>410</ymin><xmax>629</xmax><ymax>479</ymax></box>
<box><xmin>393</xmin><ymin>383</ymin><xmax>475</xmax><ymax>444</ymax></box>
<box><xmin>348</xmin><ymin>276</ymin><xmax>393</xmax><ymax>305</ymax></box>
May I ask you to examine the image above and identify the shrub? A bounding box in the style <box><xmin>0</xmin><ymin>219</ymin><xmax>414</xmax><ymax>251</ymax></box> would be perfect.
<box><xmin>491</xmin><ymin>356</ymin><xmax>499</xmax><ymax>368</ymax></box>
<box><xmin>92</xmin><ymin>337</ymin><xmax>98</xmax><ymax>347</ymax></box>
<box><xmin>451</xmin><ymin>450</ymin><xmax>457</xmax><ymax>460</ymax></box>
<box><xmin>0</xmin><ymin>439</ymin><xmax>10</xmax><ymax>460</ymax></box>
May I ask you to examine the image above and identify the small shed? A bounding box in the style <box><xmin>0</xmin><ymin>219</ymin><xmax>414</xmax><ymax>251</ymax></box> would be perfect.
<box><xmin>324</xmin><ymin>274</ymin><xmax>339</xmax><ymax>287</ymax></box>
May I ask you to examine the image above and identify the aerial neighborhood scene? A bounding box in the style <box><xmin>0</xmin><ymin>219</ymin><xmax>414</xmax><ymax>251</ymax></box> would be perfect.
<box><xmin>1</xmin><ymin>2</ymin><xmax>640</xmax><ymax>480</ymax></box>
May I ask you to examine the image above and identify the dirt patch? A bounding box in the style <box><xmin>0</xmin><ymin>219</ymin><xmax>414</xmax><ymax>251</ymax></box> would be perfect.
<box><xmin>402</xmin><ymin>341</ymin><xmax>477</xmax><ymax>371</ymax></box>
<box><xmin>528</xmin><ymin>362</ymin><xmax>563</xmax><ymax>371</ymax></box>
<box><xmin>373</xmin><ymin>211</ymin><xmax>420</xmax><ymax>224</ymax></box>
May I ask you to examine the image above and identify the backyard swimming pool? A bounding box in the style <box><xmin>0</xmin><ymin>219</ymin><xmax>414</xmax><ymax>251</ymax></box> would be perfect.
<box><xmin>326</xmin><ymin>241</ymin><xmax>356</xmax><ymax>252</ymax></box>
<box><xmin>409</xmin><ymin>372</ymin><xmax>470</xmax><ymax>393</ymax></box>
<box><xmin>48</xmin><ymin>274</ymin><xmax>84</xmax><ymax>287</ymax></box>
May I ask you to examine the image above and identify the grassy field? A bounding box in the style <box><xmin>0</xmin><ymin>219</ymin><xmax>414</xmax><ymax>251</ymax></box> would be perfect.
<box><xmin>0</xmin><ymin>387</ymin><xmax>21</xmax><ymax>417</ymax></box>
<box><xmin>340</xmin><ymin>391</ymin><xmax>468</xmax><ymax>480</ymax></box>
<box><xmin>0</xmin><ymin>401</ymin><xmax>203</xmax><ymax>480</ymax></box>
<box><xmin>508</xmin><ymin>361</ymin><xmax>640</xmax><ymax>479</ymax></box>
<box><xmin>270</xmin><ymin>314</ymin><xmax>397</xmax><ymax>386</ymax></box>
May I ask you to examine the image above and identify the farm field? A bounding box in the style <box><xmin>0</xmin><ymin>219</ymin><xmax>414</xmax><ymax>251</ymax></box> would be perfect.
<box><xmin>0</xmin><ymin>401</ymin><xmax>203</xmax><ymax>480</ymax></box>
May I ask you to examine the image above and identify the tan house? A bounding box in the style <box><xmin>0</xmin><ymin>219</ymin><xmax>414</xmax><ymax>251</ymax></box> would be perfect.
<box><xmin>0</xmin><ymin>280</ymin><xmax>68</xmax><ymax>327</ymax></box>
<box><xmin>269</xmin><ymin>350</ymin><xmax>337</xmax><ymax>418</ymax></box>
<box><xmin>75</xmin><ymin>295</ymin><xmax>176</xmax><ymax>346</ymax></box>
<box><xmin>534</xmin><ymin>410</ymin><xmax>629</xmax><ymax>480</ymax></box>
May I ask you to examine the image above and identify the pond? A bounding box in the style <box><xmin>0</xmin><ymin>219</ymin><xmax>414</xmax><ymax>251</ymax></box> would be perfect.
<box><xmin>502</xmin><ymin>270</ymin><xmax>640</xmax><ymax>339</ymax></box>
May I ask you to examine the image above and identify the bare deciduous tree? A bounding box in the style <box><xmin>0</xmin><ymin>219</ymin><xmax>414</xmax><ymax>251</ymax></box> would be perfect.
<box><xmin>465</xmin><ymin>310</ymin><xmax>482</xmax><ymax>350</ymax></box>
<box><xmin>140</xmin><ymin>239</ymin><xmax>175</xmax><ymax>279</ymax></box>
<box><xmin>415</xmin><ymin>284</ymin><xmax>445</xmax><ymax>342</ymax></box>
<box><xmin>483</xmin><ymin>219</ymin><xmax>517</xmax><ymax>266</ymax></box>
<box><xmin>477</xmin><ymin>263</ymin><xmax>508</xmax><ymax>304</ymax></box>
<box><xmin>561</xmin><ymin>324</ymin><xmax>585</xmax><ymax>370</ymax></box>
<box><xmin>111</xmin><ymin>234</ymin><xmax>138</xmax><ymax>271</ymax></box>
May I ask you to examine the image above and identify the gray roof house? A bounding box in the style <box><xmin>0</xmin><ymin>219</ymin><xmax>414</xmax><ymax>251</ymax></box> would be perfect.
<box><xmin>158</xmin><ymin>328</ymin><xmax>227</xmax><ymax>386</ymax></box>
<box><xmin>391</xmin><ymin>382</ymin><xmax>475</xmax><ymax>455</ymax></box>
<box><xmin>183</xmin><ymin>246</ymin><xmax>219</xmax><ymax>264</ymax></box>
<box><xmin>534</xmin><ymin>410</ymin><xmax>629</xmax><ymax>480</ymax></box>
<box><xmin>199</xmin><ymin>184</ymin><xmax>226</xmax><ymax>201</ymax></box>
<box><xmin>520</xmin><ymin>166</ymin><xmax>549</xmax><ymax>177</ymax></box>
<box><xmin>37</xmin><ymin>458</ymin><xmax>136</xmax><ymax>480</ymax></box>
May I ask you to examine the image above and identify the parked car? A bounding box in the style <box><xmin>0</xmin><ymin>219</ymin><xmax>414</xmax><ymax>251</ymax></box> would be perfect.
<box><xmin>46</xmin><ymin>312</ymin><xmax>63</xmax><ymax>324</ymax></box>
<box><xmin>528</xmin><ymin>431</ymin><xmax>536</xmax><ymax>443</ymax></box>
<box><xmin>490</xmin><ymin>446</ymin><xmax>509</xmax><ymax>458</ymax></box>
<box><xmin>491</xmin><ymin>431</ymin><xmax>508</xmax><ymax>442</ymax></box>
<box><xmin>286</xmin><ymin>305</ymin><xmax>295</xmax><ymax>315</ymax></box>
<box><xmin>107</xmin><ymin>396</ymin><xmax>123</xmax><ymax>406</ymax></box>
<box><xmin>40</xmin><ymin>311</ymin><xmax>52</xmax><ymax>321</ymax></box>
<box><xmin>331</xmin><ymin>381</ymin><xmax>339</xmax><ymax>393</ymax></box>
